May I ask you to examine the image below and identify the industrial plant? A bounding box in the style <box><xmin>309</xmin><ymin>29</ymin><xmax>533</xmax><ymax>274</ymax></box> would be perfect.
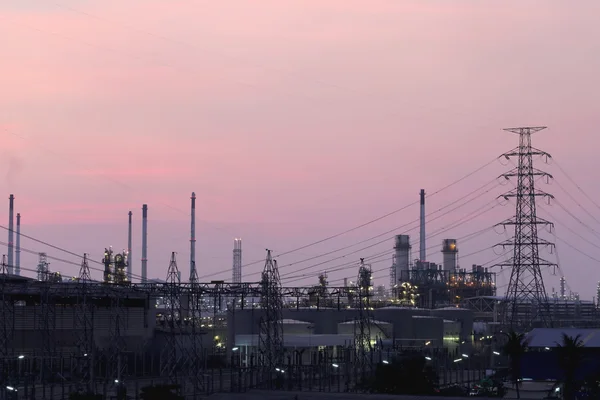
<box><xmin>0</xmin><ymin>126</ymin><xmax>599</xmax><ymax>398</ymax></box>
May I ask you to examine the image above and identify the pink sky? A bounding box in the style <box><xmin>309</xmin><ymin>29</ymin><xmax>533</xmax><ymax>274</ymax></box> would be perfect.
<box><xmin>1</xmin><ymin>1</ymin><xmax>600</xmax><ymax>299</ymax></box>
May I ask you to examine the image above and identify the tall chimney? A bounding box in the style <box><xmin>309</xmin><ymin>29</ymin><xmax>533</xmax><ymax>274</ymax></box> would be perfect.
<box><xmin>441</xmin><ymin>239</ymin><xmax>458</xmax><ymax>272</ymax></box>
<box><xmin>141</xmin><ymin>204</ymin><xmax>148</xmax><ymax>283</ymax></box>
<box><xmin>394</xmin><ymin>234</ymin><xmax>411</xmax><ymax>283</ymax></box>
<box><xmin>127</xmin><ymin>211</ymin><xmax>133</xmax><ymax>281</ymax></box>
<box><xmin>233</xmin><ymin>238</ymin><xmax>242</xmax><ymax>283</ymax></box>
<box><xmin>15</xmin><ymin>213</ymin><xmax>21</xmax><ymax>276</ymax></box>
<box><xmin>190</xmin><ymin>192</ymin><xmax>196</xmax><ymax>281</ymax></box>
<box><xmin>419</xmin><ymin>189</ymin><xmax>426</xmax><ymax>261</ymax></box>
<box><xmin>8</xmin><ymin>194</ymin><xmax>14</xmax><ymax>274</ymax></box>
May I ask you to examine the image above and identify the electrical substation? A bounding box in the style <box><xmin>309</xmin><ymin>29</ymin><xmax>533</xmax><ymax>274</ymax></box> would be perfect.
<box><xmin>1</xmin><ymin>126</ymin><xmax>599</xmax><ymax>398</ymax></box>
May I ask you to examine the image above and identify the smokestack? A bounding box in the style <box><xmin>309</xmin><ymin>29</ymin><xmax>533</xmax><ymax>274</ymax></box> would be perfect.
<box><xmin>190</xmin><ymin>192</ymin><xmax>196</xmax><ymax>281</ymax></box>
<box><xmin>233</xmin><ymin>238</ymin><xmax>242</xmax><ymax>283</ymax></box>
<box><xmin>441</xmin><ymin>239</ymin><xmax>458</xmax><ymax>272</ymax></box>
<box><xmin>127</xmin><ymin>211</ymin><xmax>133</xmax><ymax>281</ymax></box>
<box><xmin>394</xmin><ymin>234</ymin><xmax>411</xmax><ymax>283</ymax></box>
<box><xmin>7</xmin><ymin>194</ymin><xmax>14</xmax><ymax>274</ymax></box>
<box><xmin>419</xmin><ymin>189</ymin><xmax>426</xmax><ymax>261</ymax></box>
<box><xmin>141</xmin><ymin>204</ymin><xmax>148</xmax><ymax>283</ymax></box>
<box><xmin>15</xmin><ymin>213</ymin><xmax>21</xmax><ymax>276</ymax></box>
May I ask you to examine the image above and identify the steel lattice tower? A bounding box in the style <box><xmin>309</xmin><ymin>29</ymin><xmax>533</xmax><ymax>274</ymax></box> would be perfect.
<box><xmin>258</xmin><ymin>249</ymin><xmax>283</xmax><ymax>387</ymax></box>
<box><xmin>161</xmin><ymin>252</ymin><xmax>185</xmax><ymax>383</ymax></box>
<box><xmin>0</xmin><ymin>257</ymin><xmax>14</xmax><ymax>390</ymax></box>
<box><xmin>188</xmin><ymin>272</ymin><xmax>205</xmax><ymax>396</ymax></box>
<box><xmin>39</xmin><ymin>282</ymin><xmax>57</xmax><ymax>399</ymax></box>
<box><xmin>495</xmin><ymin>126</ymin><xmax>555</xmax><ymax>329</ymax></box>
<box><xmin>354</xmin><ymin>258</ymin><xmax>372</xmax><ymax>387</ymax></box>
<box><xmin>109</xmin><ymin>290</ymin><xmax>127</xmax><ymax>385</ymax></box>
<box><xmin>75</xmin><ymin>254</ymin><xmax>94</xmax><ymax>391</ymax></box>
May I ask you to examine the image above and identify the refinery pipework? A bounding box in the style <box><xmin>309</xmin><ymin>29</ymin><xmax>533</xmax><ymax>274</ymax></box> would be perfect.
<box><xmin>441</xmin><ymin>239</ymin><xmax>458</xmax><ymax>272</ymax></box>
<box><xmin>393</xmin><ymin>234</ymin><xmax>410</xmax><ymax>283</ymax></box>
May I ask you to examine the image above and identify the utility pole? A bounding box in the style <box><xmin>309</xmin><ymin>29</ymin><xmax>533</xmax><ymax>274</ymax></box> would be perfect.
<box><xmin>494</xmin><ymin>126</ymin><xmax>555</xmax><ymax>329</ymax></box>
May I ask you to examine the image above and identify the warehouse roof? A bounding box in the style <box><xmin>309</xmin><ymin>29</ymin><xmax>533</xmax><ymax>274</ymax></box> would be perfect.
<box><xmin>526</xmin><ymin>328</ymin><xmax>600</xmax><ymax>348</ymax></box>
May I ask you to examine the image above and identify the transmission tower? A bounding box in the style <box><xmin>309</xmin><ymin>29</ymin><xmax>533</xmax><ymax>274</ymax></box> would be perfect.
<box><xmin>39</xmin><ymin>282</ymin><xmax>57</xmax><ymax>398</ymax></box>
<box><xmin>0</xmin><ymin>255</ymin><xmax>14</xmax><ymax>390</ymax></box>
<box><xmin>75</xmin><ymin>254</ymin><xmax>95</xmax><ymax>391</ymax></box>
<box><xmin>258</xmin><ymin>249</ymin><xmax>283</xmax><ymax>388</ymax></box>
<box><xmin>188</xmin><ymin>263</ymin><xmax>205</xmax><ymax>396</ymax></box>
<box><xmin>354</xmin><ymin>258</ymin><xmax>372</xmax><ymax>387</ymax></box>
<box><xmin>79</xmin><ymin>252</ymin><xmax>92</xmax><ymax>282</ymax></box>
<box><xmin>161</xmin><ymin>252</ymin><xmax>185</xmax><ymax>384</ymax></box>
<box><xmin>495</xmin><ymin>126</ymin><xmax>555</xmax><ymax>329</ymax></box>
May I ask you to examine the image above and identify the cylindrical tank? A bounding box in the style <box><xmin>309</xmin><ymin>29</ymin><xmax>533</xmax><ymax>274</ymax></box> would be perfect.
<box><xmin>441</xmin><ymin>239</ymin><xmax>458</xmax><ymax>272</ymax></box>
<box><xmin>394</xmin><ymin>235</ymin><xmax>411</xmax><ymax>282</ymax></box>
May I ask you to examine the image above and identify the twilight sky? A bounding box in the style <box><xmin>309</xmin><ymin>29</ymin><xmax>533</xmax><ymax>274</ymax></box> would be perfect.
<box><xmin>1</xmin><ymin>0</ymin><xmax>600</xmax><ymax>299</ymax></box>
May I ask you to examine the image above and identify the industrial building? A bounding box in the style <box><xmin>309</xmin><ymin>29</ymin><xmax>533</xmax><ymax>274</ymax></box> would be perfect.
<box><xmin>1</xmin><ymin>173</ymin><xmax>599</xmax><ymax>397</ymax></box>
<box><xmin>228</xmin><ymin>306</ymin><xmax>474</xmax><ymax>366</ymax></box>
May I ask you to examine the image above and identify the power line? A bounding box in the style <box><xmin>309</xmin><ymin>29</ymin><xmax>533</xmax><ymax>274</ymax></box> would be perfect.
<box><xmin>282</xmin><ymin>224</ymin><xmax>496</xmax><ymax>285</ymax></box>
<box><xmin>197</xmin><ymin>167</ymin><xmax>501</xmax><ymax>281</ymax></box>
<box><xmin>552</xmin><ymin>159</ymin><xmax>600</xmax><ymax>211</ymax></box>
<box><xmin>273</xmin><ymin>194</ymin><xmax>499</xmax><ymax>281</ymax></box>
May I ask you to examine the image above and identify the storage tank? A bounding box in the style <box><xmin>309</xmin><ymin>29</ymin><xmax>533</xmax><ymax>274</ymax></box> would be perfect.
<box><xmin>411</xmin><ymin>315</ymin><xmax>444</xmax><ymax>344</ymax></box>
<box><xmin>394</xmin><ymin>235</ymin><xmax>411</xmax><ymax>282</ymax></box>
<box><xmin>442</xmin><ymin>239</ymin><xmax>458</xmax><ymax>272</ymax></box>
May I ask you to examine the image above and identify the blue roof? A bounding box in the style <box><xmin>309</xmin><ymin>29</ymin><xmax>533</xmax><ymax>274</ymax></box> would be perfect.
<box><xmin>526</xmin><ymin>328</ymin><xmax>600</xmax><ymax>348</ymax></box>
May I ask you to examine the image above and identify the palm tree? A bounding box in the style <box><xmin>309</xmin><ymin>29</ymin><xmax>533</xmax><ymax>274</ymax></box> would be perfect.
<box><xmin>502</xmin><ymin>331</ymin><xmax>529</xmax><ymax>399</ymax></box>
<box><xmin>556</xmin><ymin>333</ymin><xmax>584</xmax><ymax>400</ymax></box>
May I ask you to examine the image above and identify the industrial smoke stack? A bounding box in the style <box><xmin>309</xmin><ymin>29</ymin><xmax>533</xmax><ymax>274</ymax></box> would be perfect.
<box><xmin>141</xmin><ymin>204</ymin><xmax>148</xmax><ymax>283</ymax></box>
<box><xmin>15</xmin><ymin>213</ymin><xmax>21</xmax><ymax>276</ymax></box>
<box><xmin>7</xmin><ymin>194</ymin><xmax>14</xmax><ymax>274</ymax></box>
<box><xmin>394</xmin><ymin>234</ymin><xmax>411</xmax><ymax>282</ymax></box>
<box><xmin>127</xmin><ymin>211</ymin><xmax>133</xmax><ymax>281</ymax></box>
<box><xmin>441</xmin><ymin>239</ymin><xmax>458</xmax><ymax>272</ymax></box>
<box><xmin>190</xmin><ymin>192</ymin><xmax>196</xmax><ymax>281</ymax></box>
<box><xmin>233</xmin><ymin>238</ymin><xmax>242</xmax><ymax>283</ymax></box>
<box><xmin>419</xmin><ymin>189</ymin><xmax>426</xmax><ymax>261</ymax></box>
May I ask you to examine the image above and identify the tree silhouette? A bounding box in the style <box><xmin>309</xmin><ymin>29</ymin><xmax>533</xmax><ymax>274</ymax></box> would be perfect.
<box><xmin>369</xmin><ymin>354</ymin><xmax>437</xmax><ymax>395</ymax></box>
<box><xmin>555</xmin><ymin>333</ymin><xmax>584</xmax><ymax>400</ymax></box>
<box><xmin>502</xmin><ymin>331</ymin><xmax>529</xmax><ymax>399</ymax></box>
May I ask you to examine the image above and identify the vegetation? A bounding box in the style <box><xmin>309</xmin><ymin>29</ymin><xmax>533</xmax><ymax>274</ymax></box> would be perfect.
<box><xmin>368</xmin><ymin>354</ymin><xmax>438</xmax><ymax>395</ymax></box>
<box><xmin>502</xmin><ymin>331</ymin><xmax>529</xmax><ymax>399</ymax></box>
<box><xmin>140</xmin><ymin>384</ymin><xmax>184</xmax><ymax>400</ymax></box>
<box><xmin>555</xmin><ymin>333</ymin><xmax>585</xmax><ymax>400</ymax></box>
